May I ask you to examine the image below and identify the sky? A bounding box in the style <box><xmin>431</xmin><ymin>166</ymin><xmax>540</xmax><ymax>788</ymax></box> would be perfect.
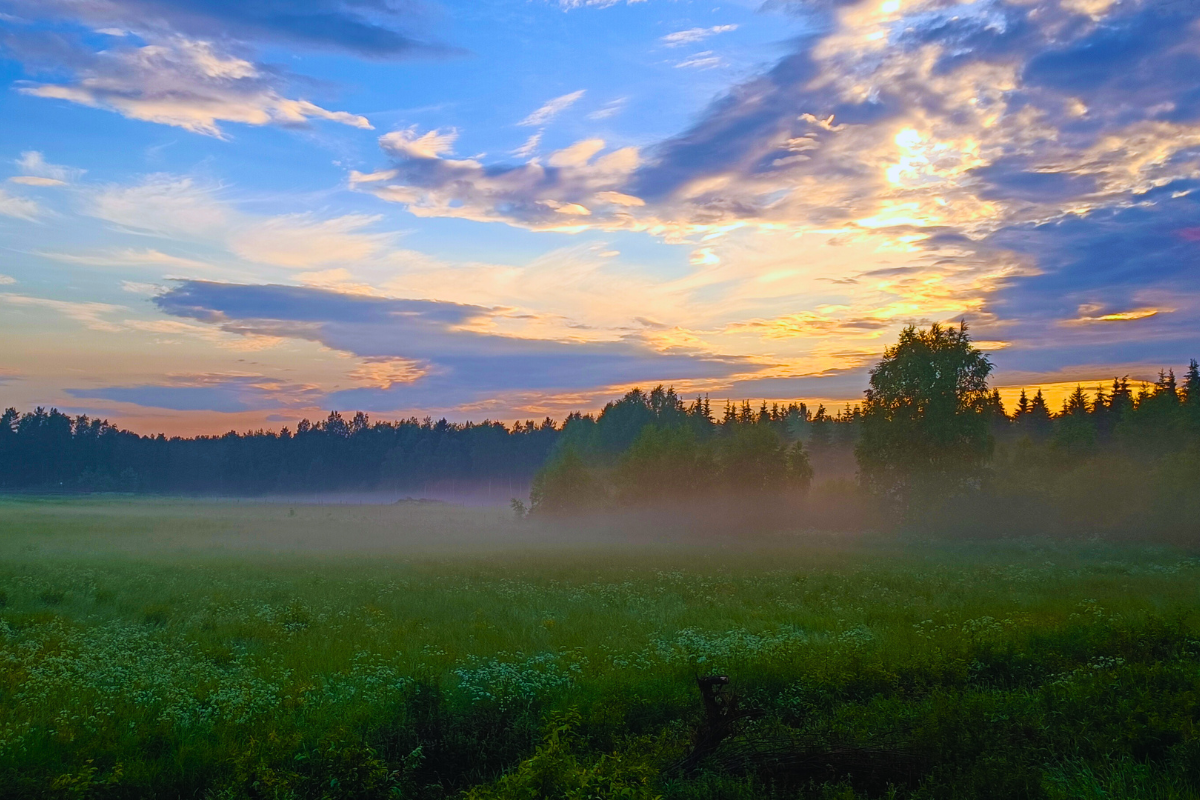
<box><xmin>1</xmin><ymin>0</ymin><xmax>1198</xmax><ymax>435</ymax></box>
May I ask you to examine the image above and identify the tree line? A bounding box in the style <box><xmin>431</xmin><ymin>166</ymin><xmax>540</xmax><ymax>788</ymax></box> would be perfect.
<box><xmin>4</xmin><ymin>323</ymin><xmax>1199</xmax><ymax>537</ymax></box>
<box><xmin>0</xmin><ymin>410</ymin><xmax>557</xmax><ymax>495</ymax></box>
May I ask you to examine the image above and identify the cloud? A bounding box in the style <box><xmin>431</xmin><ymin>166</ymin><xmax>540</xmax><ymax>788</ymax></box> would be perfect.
<box><xmin>121</xmin><ymin>280</ymin><xmax>162</xmax><ymax>294</ymax></box>
<box><xmin>0</xmin><ymin>293</ymin><xmax>126</xmax><ymax>332</ymax></box>
<box><xmin>0</xmin><ymin>275</ymin><xmax>15</xmax><ymax>285</ymax></box>
<box><xmin>18</xmin><ymin>36</ymin><xmax>373</xmax><ymax>137</ymax></box>
<box><xmin>587</xmin><ymin>98</ymin><xmax>626</xmax><ymax>120</ymax></box>
<box><xmin>674</xmin><ymin>51</ymin><xmax>723</xmax><ymax>70</ymax></box>
<box><xmin>351</xmin><ymin>130</ymin><xmax>643</xmax><ymax>230</ymax></box>
<box><xmin>1061</xmin><ymin>306</ymin><xmax>1166</xmax><ymax>326</ymax></box>
<box><xmin>377</xmin><ymin>126</ymin><xmax>458</xmax><ymax>159</ymax></box>
<box><xmin>553</xmin><ymin>0</ymin><xmax>644</xmax><ymax>9</ymax></box>
<box><xmin>40</xmin><ymin>247</ymin><xmax>216</xmax><ymax>272</ymax></box>
<box><xmin>68</xmin><ymin>374</ymin><xmax>323</xmax><ymax>413</ymax></box>
<box><xmin>0</xmin><ymin>188</ymin><xmax>41</xmax><ymax>220</ymax></box>
<box><xmin>152</xmin><ymin>280</ymin><xmax>752</xmax><ymax>409</ymax></box>
<box><xmin>513</xmin><ymin>131</ymin><xmax>543</xmax><ymax>159</ymax></box>
<box><xmin>727</xmin><ymin>310</ymin><xmax>893</xmax><ymax>339</ymax></box>
<box><xmin>519</xmin><ymin>90</ymin><xmax>586</xmax><ymax>126</ymax></box>
<box><xmin>86</xmin><ymin>174</ymin><xmax>229</xmax><ymax>236</ymax></box>
<box><xmin>661</xmin><ymin>25</ymin><xmax>737</xmax><ymax>47</ymax></box>
<box><xmin>978</xmin><ymin>178</ymin><xmax>1200</xmax><ymax>352</ymax></box>
<box><xmin>229</xmin><ymin>214</ymin><xmax>391</xmax><ymax>268</ymax></box>
<box><xmin>11</xmin><ymin>151</ymin><xmax>83</xmax><ymax>185</ymax></box>
<box><xmin>9</xmin><ymin>177</ymin><xmax>66</xmax><ymax>187</ymax></box>
<box><xmin>4</xmin><ymin>0</ymin><xmax>444</xmax><ymax>59</ymax></box>
<box><xmin>339</xmin><ymin>0</ymin><xmax>1200</xmax><ymax>387</ymax></box>
<box><xmin>352</xmin><ymin>0</ymin><xmax>1199</xmax><ymax>248</ymax></box>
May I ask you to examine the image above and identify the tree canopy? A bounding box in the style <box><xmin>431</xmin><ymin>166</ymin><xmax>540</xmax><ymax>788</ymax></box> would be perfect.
<box><xmin>856</xmin><ymin>322</ymin><xmax>994</xmax><ymax>501</ymax></box>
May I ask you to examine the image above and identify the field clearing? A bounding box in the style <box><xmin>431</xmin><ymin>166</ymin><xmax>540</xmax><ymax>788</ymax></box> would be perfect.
<box><xmin>1</xmin><ymin>498</ymin><xmax>1199</xmax><ymax>799</ymax></box>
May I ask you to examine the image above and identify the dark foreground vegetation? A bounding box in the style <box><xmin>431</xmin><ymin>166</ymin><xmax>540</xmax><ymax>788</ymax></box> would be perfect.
<box><xmin>1</xmin><ymin>500</ymin><xmax>1199</xmax><ymax>799</ymax></box>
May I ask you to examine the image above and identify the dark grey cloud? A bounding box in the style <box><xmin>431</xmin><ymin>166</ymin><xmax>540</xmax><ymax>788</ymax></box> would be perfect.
<box><xmin>630</xmin><ymin>46</ymin><xmax>827</xmax><ymax>204</ymax></box>
<box><xmin>1</xmin><ymin>0</ymin><xmax>445</xmax><ymax>59</ymax></box>
<box><xmin>1022</xmin><ymin>4</ymin><xmax>1200</xmax><ymax>123</ymax></box>
<box><xmin>987</xmin><ymin>178</ymin><xmax>1200</xmax><ymax>320</ymax></box>
<box><xmin>972</xmin><ymin>157</ymin><xmax>1098</xmax><ymax>202</ymax></box>
<box><xmin>152</xmin><ymin>280</ymin><xmax>753</xmax><ymax>411</ymax></box>
<box><xmin>156</xmin><ymin>280</ymin><xmax>483</xmax><ymax>329</ymax></box>
<box><xmin>952</xmin><ymin>177</ymin><xmax>1200</xmax><ymax>374</ymax></box>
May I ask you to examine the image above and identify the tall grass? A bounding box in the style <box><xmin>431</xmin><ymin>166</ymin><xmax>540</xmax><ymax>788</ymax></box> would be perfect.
<box><xmin>0</xmin><ymin>498</ymin><xmax>1198</xmax><ymax>798</ymax></box>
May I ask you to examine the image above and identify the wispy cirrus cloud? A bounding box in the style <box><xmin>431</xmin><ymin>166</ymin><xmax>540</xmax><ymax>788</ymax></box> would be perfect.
<box><xmin>40</xmin><ymin>247</ymin><xmax>217</xmax><ymax>273</ymax></box>
<box><xmin>0</xmin><ymin>293</ymin><xmax>127</xmax><ymax>332</ymax></box>
<box><xmin>8</xmin><ymin>151</ymin><xmax>84</xmax><ymax>187</ymax></box>
<box><xmin>674</xmin><ymin>51</ymin><xmax>723</xmax><ymax>69</ymax></box>
<box><xmin>76</xmin><ymin>173</ymin><xmax>397</xmax><ymax>276</ymax></box>
<box><xmin>587</xmin><ymin>97</ymin><xmax>626</xmax><ymax>120</ymax></box>
<box><xmin>0</xmin><ymin>189</ymin><xmax>41</xmax><ymax>220</ymax></box>
<box><xmin>553</xmin><ymin>0</ymin><xmax>644</xmax><ymax>9</ymax></box>
<box><xmin>229</xmin><ymin>214</ymin><xmax>391</xmax><ymax>268</ymax></box>
<box><xmin>519</xmin><ymin>89</ymin><xmax>586</xmax><ymax>127</ymax></box>
<box><xmin>661</xmin><ymin>25</ymin><xmax>737</xmax><ymax>47</ymax></box>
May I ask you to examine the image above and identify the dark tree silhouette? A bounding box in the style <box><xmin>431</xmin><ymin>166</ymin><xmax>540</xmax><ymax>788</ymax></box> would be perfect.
<box><xmin>855</xmin><ymin>323</ymin><xmax>994</xmax><ymax>502</ymax></box>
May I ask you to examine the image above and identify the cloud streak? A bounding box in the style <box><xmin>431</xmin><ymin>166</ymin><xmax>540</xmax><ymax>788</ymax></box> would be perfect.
<box><xmin>151</xmin><ymin>280</ymin><xmax>754</xmax><ymax>409</ymax></box>
<box><xmin>519</xmin><ymin>90</ymin><xmax>586</xmax><ymax>127</ymax></box>
<box><xmin>0</xmin><ymin>189</ymin><xmax>41</xmax><ymax>220</ymax></box>
<box><xmin>69</xmin><ymin>374</ymin><xmax>323</xmax><ymax>413</ymax></box>
<box><xmin>3</xmin><ymin>0</ymin><xmax>445</xmax><ymax>59</ymax></box>
<box><xmin>661</xmin><ymin>25</ymin><xmax>737</xmax><ymax>46</ymax></box>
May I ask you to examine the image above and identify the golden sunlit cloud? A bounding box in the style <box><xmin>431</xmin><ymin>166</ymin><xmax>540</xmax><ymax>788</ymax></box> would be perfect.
<box><xmin>349</xmin><ymin>359</ymin><xmax>430</xmax><ymax>389</ymax></box>
<box><xmin>1062</xmin><ymin>307</ymin><xmax>1167</xmax><ymax>325</ymax></box>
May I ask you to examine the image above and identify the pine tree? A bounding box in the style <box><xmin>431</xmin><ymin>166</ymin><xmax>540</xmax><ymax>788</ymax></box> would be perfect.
<box><xmin>1015</xmin><ymin>389</ymin><xmax>1030</xmax><ymax>418</ymax></box>
<box><xmin>1017</xmin><ymin>389</ymin><xmax>1053</xmax><ymax>439</ymax></box>
<box><xmin>1184</xmin><ymin>360</ymin><xmax>1200</xmax><ymax>407</ymax></box>
<box><xmin>809</xmin><ymin>404</ymin><xmax>832</xmax><ymax>452</ymax></box>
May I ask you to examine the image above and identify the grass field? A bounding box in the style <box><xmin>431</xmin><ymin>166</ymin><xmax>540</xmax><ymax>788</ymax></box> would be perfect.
<box><xmin>1</xmin><ymin>497</ymin><xmax>1199</xmax><ymax>799</ymax></box>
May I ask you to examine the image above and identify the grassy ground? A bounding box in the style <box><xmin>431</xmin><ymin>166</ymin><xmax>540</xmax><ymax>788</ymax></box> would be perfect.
<box><xmin>1</xmin><ymin>497</ymin><xmax>1198</xmax><ymax>798</ymax></box>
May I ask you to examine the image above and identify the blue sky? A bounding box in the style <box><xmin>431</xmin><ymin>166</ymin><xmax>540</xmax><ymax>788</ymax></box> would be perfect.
<box><xmin>1</xmin><ymin>0</ymin><xmax>1198</xmax><ymax>434</ymax></box>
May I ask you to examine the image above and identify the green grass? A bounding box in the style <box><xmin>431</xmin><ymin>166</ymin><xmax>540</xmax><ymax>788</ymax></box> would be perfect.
<box><xmin>1</xmin><ymin>497</ymin><xmax>1198</xmax><ymax>798</ymax></box>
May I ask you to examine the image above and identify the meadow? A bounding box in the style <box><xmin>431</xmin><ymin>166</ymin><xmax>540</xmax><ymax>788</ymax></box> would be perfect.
<box><xmin>1</xmin><ymin>497</ymin><xmax>1199</xmax><ymax>799</ymax></box>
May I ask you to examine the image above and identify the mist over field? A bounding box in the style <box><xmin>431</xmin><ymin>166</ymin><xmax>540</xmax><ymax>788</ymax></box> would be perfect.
<box><xmin>2</xmin><ymin>494</ymin><xmax>1200</xmax><ymax>799</ymax></box>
